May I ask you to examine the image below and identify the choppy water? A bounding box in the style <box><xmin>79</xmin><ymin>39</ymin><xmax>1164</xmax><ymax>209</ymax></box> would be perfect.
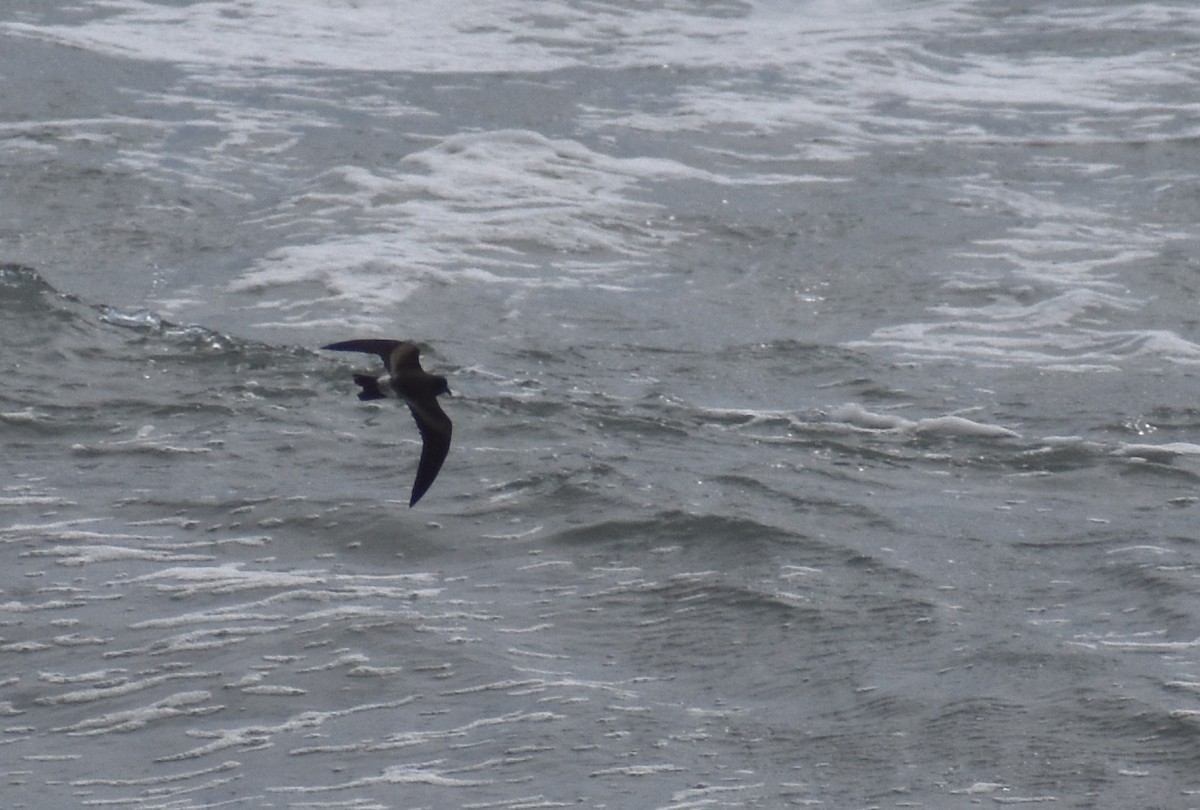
<box><xmin>3</xmin><ymin>1</ymin><xmax>1200</xmax><ymax>807</ymax></box>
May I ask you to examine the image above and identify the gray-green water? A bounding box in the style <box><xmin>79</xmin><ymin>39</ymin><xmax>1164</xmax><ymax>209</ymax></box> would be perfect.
<box><xmin>3</xmin><ymin>2</ymin><xmax>1200</xmax><ymax>807</ymax></box>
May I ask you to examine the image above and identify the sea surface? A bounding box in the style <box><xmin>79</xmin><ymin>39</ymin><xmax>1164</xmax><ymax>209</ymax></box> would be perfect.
<box><xmin>3</xmin><ymin>1</ymin><xmax>1200</xmax><ymax>807</ymax></box>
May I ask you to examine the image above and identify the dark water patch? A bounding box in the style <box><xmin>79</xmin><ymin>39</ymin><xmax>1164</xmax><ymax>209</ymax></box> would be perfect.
<box><xmin>1065</xmin><ymin>688</ymin><xmax>1200</xmax><ymax>769</ymax></box>
<box><xmin>1</xmin><ymin>266</ymin><xmax>325</xmax><ymax>416</ymax></box>
<box><xmin>0</xmin><ymin>262</ymin><xmax>64</xmax><ymax>305</ymax></box>
<box><xmin>470</xmin><ymin>456</ymin><xmax>643</xmax><ymax>512</ymax></box>
<box><xmin>550</xmin><ymin>509</ymin><xmax>805</xmax><ymax>554</ymax></box>
<box><xmin>706</xmin><ymin>472</ymin><xmax>903</xmax><ymax>524</ymax></box>
<box><xmin>1116</xmin><ymin>455</ymin><xmax>1200</xmax><ymax>484</ymax></box>
<box><xmin>920</xmin><ymin>695</ymin><xmax>1038</xmax><ymax>774</ymax></box>
<box><xmin>1140</xmin><ymin>404</ymin><xmax>1200</xmax><ymax>433</ymax></box>
<box><xmin>478</xmin><ymin>391</ymin><xmax>569</xmax><ymax>421</ymax></box>
<box><xmin>714</xmin><ymin>338</ymin><xmax>866</xmax><ymax>378</ymax></box>
<box><xmin>1013</xmin><ymin>441</ymin><xmax>1119</xmax><ymax>473</ymax></box>
<box><xmin>585</xmin><ymin>405</ymin><xmax>692</xmax><ymax>440</ymax></box>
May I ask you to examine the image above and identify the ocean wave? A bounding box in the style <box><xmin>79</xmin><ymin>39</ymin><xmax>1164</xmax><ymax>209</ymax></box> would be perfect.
<box><xmin>829</xmin><ymin>403</ymin><xmax>1020</xmax><ymax>439</ymax></box>
<box><xmin>223</xmin><ymin>130</ymin><xmax>694</xmax><ymax>324</ymax></box>
<box><xmin>10</xmin><ymin>1</ymin><xmax>1197</xmax><ymax>152</ymax></box>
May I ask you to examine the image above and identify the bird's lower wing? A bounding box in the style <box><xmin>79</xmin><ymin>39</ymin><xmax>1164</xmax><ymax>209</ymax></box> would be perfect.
<box><xmin>407</xmin><ymin>402</ymin><xmax>452</xmax><ymax>507</ymax></box>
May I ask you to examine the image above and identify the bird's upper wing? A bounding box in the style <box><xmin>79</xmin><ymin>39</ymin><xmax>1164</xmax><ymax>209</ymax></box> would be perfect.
<box><xmin>322</xmin><ymin>339</ymin><xmax>405</xmax><ymax>372</ymax></box>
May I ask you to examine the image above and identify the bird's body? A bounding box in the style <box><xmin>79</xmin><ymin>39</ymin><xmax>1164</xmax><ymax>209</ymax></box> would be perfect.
<box><xmin>322</xmin><ymin>339</ymin><xmax>452</xmax><ymax>507</ymax></box>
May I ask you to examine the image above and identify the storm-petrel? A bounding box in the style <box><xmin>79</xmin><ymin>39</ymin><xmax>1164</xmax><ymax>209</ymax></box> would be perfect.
<box><xmin>322</xmin><ymin>339</ymin><xmax>452</xmax><ymax>507</ymax></box>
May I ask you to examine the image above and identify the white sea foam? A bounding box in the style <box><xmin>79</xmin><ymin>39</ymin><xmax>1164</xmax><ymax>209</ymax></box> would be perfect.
<box><xmin>1116</xmin><ymin>442</ymin><xmax>1200</xmax><ymax>459</ymax></box>
<box><xmin>0</xmin><ymin>0</ymin><xmax>934</xmax><ymax>78</ymax></box>
<box><xmin>3</xmin><ymin>2</ymin><xmax>578</xmax><ymax>74</ymax></box>
<box><xmin>0</xmin><ymin>495</ymin><xmax>73</xmax><ymax>506</ymax></box>
<box><xmin>847</xmin><ymin>170</ymin><xmax>1197</xmax><ymax>370</ymax></box>
<box><xmin>10</xmin><ymin>1</ymin><xmax>1196</xmax><ymax>150</ymax></box>
<box><xmin>37</xmin><ymin>671</ymin><xmax>218</xmax><ymax>707</ymax></box>
<box><xmin>52</xmin><ymin>691</ymin><xmax>218</xmax><ymax>736</ymax></box>
<box><xmin>224</xmin><ymin>130</ymin><xmax>703</xmax><ymax>324</ymax></box>
<box><xmin>851</xmin><ymin>319</ymin><xmax>1200</xmax><ymax>371</ymax></box>
<box><xmin>24</xmin><ymin>544</ymin><xmax>215</xmax><ymax>567</ymax></box>
<box><xmin>830</xmin><ymin>403</ymin><xmax>1019</xmax><ymax>439</ymax></box>
<box><xmin>71</xmin><ymin>425</ymin><xmax>215</xmax><ymax>457</ymax></box>
<box><xmin>11</xmin><ymin>0</ymin><xmax>1195</xmax><ymax>347</ymax></box>
<box><xmin>0</xmin><ymin>409</ymin><xmax>53</xmax><ymax>426</ymax></box>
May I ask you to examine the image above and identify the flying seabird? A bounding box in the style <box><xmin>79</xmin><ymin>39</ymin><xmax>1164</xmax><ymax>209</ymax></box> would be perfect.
<box><xmin>322</xmin><ymin>339</ymin><xmax>452</xmax><ymax>507</ymax></box>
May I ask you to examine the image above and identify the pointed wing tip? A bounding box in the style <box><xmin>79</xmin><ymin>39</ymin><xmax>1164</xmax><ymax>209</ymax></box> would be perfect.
<box><xmin>322</xmin><ymin>339</ymin><xmax>404</xmax><ymax>353</ymax></box>
<box><xmin>408</xmin><ymin>454</ymin><xmax>444</xmax><ymax>508</ymax></box>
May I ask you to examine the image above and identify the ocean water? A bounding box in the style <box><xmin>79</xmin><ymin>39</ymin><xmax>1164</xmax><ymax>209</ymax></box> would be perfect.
<box><xmin>3</xmin><ymin>1</ymin><xmax>1200</xmax><ymax>807</ymax></box>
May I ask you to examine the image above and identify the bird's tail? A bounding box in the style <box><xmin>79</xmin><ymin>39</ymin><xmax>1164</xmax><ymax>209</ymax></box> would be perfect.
<box><xmin>353</xmin><ymin>374</ymin><xmax>387</xmax><ymax>401</ymax></box>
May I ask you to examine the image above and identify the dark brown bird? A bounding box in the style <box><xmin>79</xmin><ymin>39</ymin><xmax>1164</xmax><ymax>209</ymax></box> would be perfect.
<box><xmin>322</xmin><ymin>339</ymin><xmax>452</xmax><ymax>507</ymax></box>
